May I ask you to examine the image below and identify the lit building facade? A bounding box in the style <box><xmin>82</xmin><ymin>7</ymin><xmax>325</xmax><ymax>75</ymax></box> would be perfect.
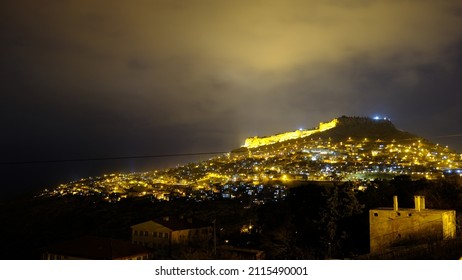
<box><xmin>242</xmin><ymin>119</ymin><xmax>339</xmax><ymax>148</ymax></box>
<box><xmin>369</xmin><ymin>196</ymin><xmax>456</xmax><ymax>254</ymax></box>
<box><xmin>131</xmin><ymin>216</ymin><xmax>213</xmax><ymax>255</ymax></box>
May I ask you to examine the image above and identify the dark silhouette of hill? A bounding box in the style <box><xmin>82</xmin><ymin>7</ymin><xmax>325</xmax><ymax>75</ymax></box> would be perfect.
<box><xmin>315</xmin><ymin>116</ymin><xmax>417</xmax><ymax>142</ymax></box>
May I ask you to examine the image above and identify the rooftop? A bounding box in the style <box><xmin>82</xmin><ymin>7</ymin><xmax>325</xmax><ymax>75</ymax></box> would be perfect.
<box><xmin>153</xmin><ymin>216</ymin><xmax>212</xmax><ymax>231</ymax></box>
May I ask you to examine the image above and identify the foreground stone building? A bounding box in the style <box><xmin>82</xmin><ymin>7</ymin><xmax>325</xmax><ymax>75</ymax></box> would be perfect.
<box><xmin>369</xmin><ymin>195</ymin><xmax>456</xmax><ymax>254</ymax></box>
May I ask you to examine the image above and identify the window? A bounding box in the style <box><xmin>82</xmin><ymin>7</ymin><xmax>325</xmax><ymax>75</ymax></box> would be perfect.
<box><xmin>373</xmin><ymin>213</ymin><xmax>378</xmax><ymax>217</ymax></box>
<box><xmin>153</xmin><ymin>232</ymin><xmax>157</xmax><ymax>238</ymax></box>
<box><xmin>134</xmin><ymin>230</ymin><xmax>138</xmax><ymax>236</ymax></box>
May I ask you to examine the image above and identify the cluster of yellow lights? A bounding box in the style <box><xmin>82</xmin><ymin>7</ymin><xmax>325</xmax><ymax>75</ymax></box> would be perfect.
<box><xmin>242</xmin><ymin>119</ymin><xmax>339</xmax><ymax>149</ymax></box>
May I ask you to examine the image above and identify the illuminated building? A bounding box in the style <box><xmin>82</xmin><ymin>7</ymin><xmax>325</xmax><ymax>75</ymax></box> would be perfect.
<box><xmin>242</xmin><ymin>119</ymin><xmax>339</xmax><ymax>148</ymax></box>
<box><xmin>369</xmin><ymin>196</ymin><xmax>456</xmax><ymax>255</ymax></box>
<box><xmin>131</xmin><ymin>216</ymin><xmax>213</xmax><ymax>256</ymax></box>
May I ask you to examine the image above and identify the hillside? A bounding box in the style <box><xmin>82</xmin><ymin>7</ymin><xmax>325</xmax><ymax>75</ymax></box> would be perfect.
<box><xmin>21</xmin><ymin>116</ymin><xmax>462</xmax><ymax>260</ymax></box>
<box><xmin>38</xmin><ymin>116</ymin><xmax>462</xmax><ymax>203</ymax></box>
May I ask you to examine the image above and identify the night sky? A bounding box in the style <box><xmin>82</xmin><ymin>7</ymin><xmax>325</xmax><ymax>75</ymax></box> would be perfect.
<box><xmin>2</xmin><ymin>0</ymin><xmax>462</xmax><ymax>196</ymax></box>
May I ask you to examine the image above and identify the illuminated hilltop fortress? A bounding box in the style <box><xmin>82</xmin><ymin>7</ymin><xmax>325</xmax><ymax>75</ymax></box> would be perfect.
<box><xmin>39</xmin><ymin>115</ymin><xmax>462</xmax><ymax>202</ymax></box>
<box><xmin>243</xmin><ymin>119</ymin><xmax>339</xmax><ymax>148</ymax></box>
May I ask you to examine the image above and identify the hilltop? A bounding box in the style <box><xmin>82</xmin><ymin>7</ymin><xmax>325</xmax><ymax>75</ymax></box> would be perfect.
<box><xmin>314</xmin><ymin>116</ymin><xmax>416</xmax><ymax>141</ymax></box>
<box><xmin>37</xmin><ymin>116</ymin><xmax>462</xmax><ymax>203</ymax></box>
<box><xmin>241</xmin><ymin>116</ymin><xmax>417</xmax><ymax>149</ymax></box>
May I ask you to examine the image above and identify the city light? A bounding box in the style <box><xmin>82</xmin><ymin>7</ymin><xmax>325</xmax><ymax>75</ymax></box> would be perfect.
<box><xmin>38</xmin><ymin>117</ymin><xmax>461</xmax><ymax>203</ymax></box>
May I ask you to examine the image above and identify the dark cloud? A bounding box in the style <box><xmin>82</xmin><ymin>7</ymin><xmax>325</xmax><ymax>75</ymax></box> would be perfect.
<box><xmin>1</xmin><ymin>0</ymin><xmax>462</xmax><ymax>194</ymax></box>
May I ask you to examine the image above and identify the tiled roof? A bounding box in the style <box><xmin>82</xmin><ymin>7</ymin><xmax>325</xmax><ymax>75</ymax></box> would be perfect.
<box><xmin>153</xmin><ymin>216</ymin><xmax>212</xmax><ymax>231</ymax></box>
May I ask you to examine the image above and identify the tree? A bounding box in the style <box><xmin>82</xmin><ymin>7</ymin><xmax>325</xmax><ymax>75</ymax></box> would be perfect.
<box><xmin>317</xmin><ymin>182</ymin><xmax>364</xmax><ymax>258</ymax></box>
<box><xmin>257</xmin><ymin>182</ymin><xmax>364</xmax><ymax>259</ymax></box>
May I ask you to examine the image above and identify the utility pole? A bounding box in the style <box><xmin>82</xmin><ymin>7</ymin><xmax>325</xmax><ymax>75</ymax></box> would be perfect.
<box><xmin>212</xmin><ymin>219</ymin><xmax>217</xmax><ymax>257</ymax></box>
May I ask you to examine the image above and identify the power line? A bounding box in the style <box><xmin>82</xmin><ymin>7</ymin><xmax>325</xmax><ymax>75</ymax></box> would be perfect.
<box><xmin>428</xmin><ymin>133</ymin><xmax>462</xmax><ymax>139</ymax></box>
<box><xmin>2</xmin><ymin>132</ymin><xmax>461</xmax><ymax>166</ymax></box>
<box><xmin>0</xmin><ymin>151</ymin><xmax>227</xmax><ymax>166</ymax></box>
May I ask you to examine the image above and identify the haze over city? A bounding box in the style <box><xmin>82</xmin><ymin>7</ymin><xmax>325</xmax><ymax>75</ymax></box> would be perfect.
<box><xmin>2</xmin><ymin>0</ymin><xmax>462</xmax><ymax>195</ymax></box>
